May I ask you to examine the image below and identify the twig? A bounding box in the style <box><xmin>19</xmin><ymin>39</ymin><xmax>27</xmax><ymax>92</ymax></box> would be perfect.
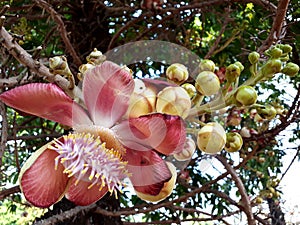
<box><xmin>33</xmin><ymin>204</ymin><xmax>97</xmax><ymax>225</ymax></box>
<box><xmin>0</xmin><ymin>102</ymin><xmax>8</xmax><ymax>178</ymax></box>
<box><xmin>34</xmin><ymin>0</ymin><xmax>82</xmax><ymax>67</ymax></box>
<box><xmin>0</xmin><ymin>26</ymin><xmax>81</xmax><ymax>99</ymax></box>
<box><xmin>217</xmin><ymin>155</ymin><xmax>256</xmax><ymax>225</ymax></box>
<box><xmin>0</xmin><ymin>185</ymin><xmax>21</xmax><ymax>201</ymax></box>
<box><xmin>258</xmin><ymin>0</ymin><xmax>290</xmax><ymax>53</ymax></box>
<box><xmin>280</xmin><ymin>146</ymin><xmax>300</xmax><ymax>181</ymax></box>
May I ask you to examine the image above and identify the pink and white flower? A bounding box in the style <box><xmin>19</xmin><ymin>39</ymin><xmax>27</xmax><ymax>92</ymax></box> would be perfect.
<box><xmin>0</xmin><ymin>61</ymin><xmax>186</xmax><ymax>208</ymax></box>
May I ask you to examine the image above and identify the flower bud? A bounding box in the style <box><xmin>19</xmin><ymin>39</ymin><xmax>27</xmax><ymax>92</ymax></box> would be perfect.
<box><xmin>197</xmin><ymin>122</ymin><xmax>226</xmax><ymax>154</ymax></box>
<box><xmin>181</xmin><ymin>83</ymin><xmax>196</xmax><ymax>98</ymax></box>
<box><xmin>49</xmin><ymin>56</ymin><xmax>67</xmax><ymax>71</ymax></box>
<box><xmin>256</xmin><ymin>105</ymin><xmax>277</xmax><ymax>120</ymax></box>
<box><xmin>265</xmin><ymin>47</ymin><xmax>283</xmax><ymax>59</ymax></box>
<box><xmin>261</xmin><ymin>59</ymin><xmax>282</xmax><ymax>78</ymax></box>
<box><xmin>235</xmin><ymin>86</ymin><xmax>257</xmax><ymax>106</ymax></box>
<box><xmin>79</xmin><ymin>63</ymin><xmax>95</xmax><ymax>74</ymax></box>
<box><xmin>195</xmin><ymin>71</ymin><xmax>220</xmax><ymax>96</ymax></box>
<box><xmin>174</xmin><ymin>137</ymin><xmax>196</xmax><ymax>161</ymax></box>
<box><xmin>156</xmin><ymin>86</ymin><xmax>191</xmax><ymax>119</ymax></box>
<box><xmin>225</xmin><ymin>132</ymin><xmax>243</xmax><ymax>152</ymax></box>
<box><xmin>234</xmin><ymin>61</ymin><xmax>244</xmax><ymax>72</ymax></box>
<box><xmin>135</xmin><ymin>162</ymin><xmax>177</xmax><ymax>202</ymax></box>
<box><xmin>281</xmin><ymin>62</ymin><xmax>299</xmax><ymax>77</ymax></box>
<box><xmin>126</xmin><ymin>79</ymin><xmax>156</xmax><ymax>118</ymax></box>
<box><xmin>86</xmin><ymin>48</ymin><xmax>106</xmax><ymax>65</ymax></box>
<box><xmin>277</xmin><ymin>44</ymin><xmax>292</xmax><ymax>54</ymax></box>
<box><xmin>199</xmin><ymin>59</ymin><xmax>215</xmax><ymax>72</ymax></box>
<box><xmin>248</xmin><ymin>51</ymin><xmax>260</xmax><ymax>64</ymax></box>
<box><xmin>166</xmin><ymin>63</ymin><xmax>189</xmax><ymax>84</ymax></box>
<box><xmin>225</xmin><ymin>63</ymin><xmax>241</xmax><ymax>83</ymax></box>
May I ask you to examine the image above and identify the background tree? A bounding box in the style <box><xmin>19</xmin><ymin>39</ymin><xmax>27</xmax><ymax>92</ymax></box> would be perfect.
<box><xmin>0</xmin><ymin>0</ymin><xmax>299</xmax><ymax>224</ymax></box>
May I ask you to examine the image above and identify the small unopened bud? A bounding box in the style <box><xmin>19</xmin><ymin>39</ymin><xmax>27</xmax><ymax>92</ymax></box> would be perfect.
<box><xmin>79</xmin><ymin>63</ymin><xmax>95</xmax><ymax>74</ymax></box>
<box><xmin>166</xmin><ymin>63</ymin><xmax>189</xmax><ymax>85</ymax></box>
<box><xmin>255</xmin><ymin>197</ymin><xmax>263</xmax><ymax>204</ymax></box>
<box><xmin>156</xmin><ymin>86</ymin><xmax>191</xmax><ymax>119</ymax></box>
<box><xmin>195</xmin><ymin>71</ymin><xmax>220</xmax><ymax>96</ymax></box>
<box><xmin>265</xmin><ymin>47</ymin><xmax>283</xmax><ymax>59</ymax></box>
<box><xmin>126</xmin><ymin>79</ymin><xmax>156</xmax><ymax>118</ymax></box>
<box><xmin>277</xmin><ymin>44</ymin><xmax>292</xmax><ymax>54</ymax></box>
<box><xmin>174</xmin><ymin>137</ymin><xmax>196</xmax><ymax>161</ymax></box>
<box><xmin>181</xmin><ymin>83</ymin><xmax>196</xmax><ymax>98</ymax></box>
<box><xmin>256</xmin><ymin>105</ymin><xmax>277</xmax><ymax>120</ymax></box>
<box><xmin>225</xmin><ymin>132</ymin><xmax>243</xmax><ymax>153</ymax></box>
<box><xmin>235</xmin><ymin>86</ymin><xmax>257</xmax><ymax>106</ymax></box>
<box><xmin>225</xmin><ymin>63</ymin><xmax>241</xmax><ymax>83</ymax></box>
<box><xmin>199</xmin><ymin>59</ymin><xmax>215</xmax><ymax>72</ymax></box>
<box><xmin>49</xmin><ymin>56</ymin><xmax>67</xmax><ymax>70</ymax></box>
<box><xmin>197</xmin><ymin>122</ymin><xmax>226</xmax><ymax>154</ymax></box>
<box><xmin>261</xmin><ymin>59</ymin><xmax>282</xmax><ymax>78</ymax></box>
<box><xmin>281</xmin><ymin>62</ymin><xmax>299</xmax><ymax>77</ymax></box>
<box><xmin>86</xmin><ymin>48</ymin><xmax>106</xmax><ymax>65</ymax></box>
<box><xmin>234</xmin><ymin>61</ymin><xmax>244</xmax><ymax>72</ymax></box>
<box><xmin>248</xmin><ymin>51</ymin><xmax>260</xmax><ymax>64</ymax></box>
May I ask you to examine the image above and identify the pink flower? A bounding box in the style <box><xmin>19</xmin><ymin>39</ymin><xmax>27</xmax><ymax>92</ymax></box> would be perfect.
<box><xmin>0</xmin><ymin>61</ymin><xmax>186</xmax><ymax>208</ymax></box>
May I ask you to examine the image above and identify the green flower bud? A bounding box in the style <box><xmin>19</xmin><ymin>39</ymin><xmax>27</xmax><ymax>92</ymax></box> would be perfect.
<box><xmin>195</xmin><ymin>71</ymin><xmax>220</xmax><ymax>96</ymax></box>
<box><xmin>248</xmin><ymin>51</ymin><xmax>260</xmax><ymax>64</ymax></box>
<box><xmin>225</xmin><ymin>132</ymin><xmax>243</xmax><ymax>152</ymax></box>
<box><xmin>261</xmin><ymin>59</ymin><xmax>282</xmax><ymax>78</ymax></box>
<box><xmin>181</xmin><ymin>83</ymin><xmax>196</xmax><ymax>98</ymax></box>
<box><xmin>266</xmin><ymin>47</ymin><xmax>283</xmax><ymax>59</ymax></box>
<box><xmin>197</xmin><ymin>122</ymin><xmax>226</xmax><ymax>154</ymax></box>
<box><xmin>256</xmin><ymin>105</ymin><xmax>277</xmax><ymax>120</ymax></box>
<box><xmin>235</xmin><ymin>86</ymin><xmax>257</xmax><ymax>106</ymax></box>
<box><xmin>234</xmin><ymin>61</ymin><xmax>244</xmax><ymax>72</ymax></box>
<box><xmin>225</xmin><ymin>64</ymin><xmax>241</xmax><ymax>83</ymax></box>
<box><xmin>156</xmin><ymin>86</ymin><xmax>191</xmax><ymax>119</ymax></box>
<box><xmin>166</xmin><ymin>63</ymin><xmax>189</xmax><ymax>85</ymax></box>
<box><xmin>199</xmin><ymin>59</ymin><xmax>216</xmax><ymax>72</ymax></box>
<box><xmin>277</xmin><ymin>44</ymin><xmax>292</xmax><ymax>54</ymax></box>
<box><xmin>174</xmin><ymin>137</ymin><xmax>196</xmax><ymax>161</ymax></box>
<box><xmin>281</xmin><ymin>62</ymin><xmax>299</xmax><ymax>77</ymax></box>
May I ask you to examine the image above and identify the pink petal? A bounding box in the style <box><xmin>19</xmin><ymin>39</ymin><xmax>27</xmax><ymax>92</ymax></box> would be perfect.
<box><xmin>19</xmin><ymin>143</ymin><xmax>69</xmax><ymax>208</ymax></box>
<box><xmin>125</xmin><ymin>148</ymin><xmax>171</xmax><ymax>196</ymax></box>
<box><xmin>83</xmin><ymin>61</ymin><xmax>134</xmax><ymax>127</ymax></box>
<box><xmin>114</xmin><ymin>113</ymin><xmax>186</xmax><ymax>155</ymax></box>
<box><xmin>65</xmin><ymin>178</ymin><xmax>108</xmax><ymax>205</ymax></box>
<box><xmin>0</xmin><ymin>83</ymin><xmax>92</xmax><ymax>127</ymax></box>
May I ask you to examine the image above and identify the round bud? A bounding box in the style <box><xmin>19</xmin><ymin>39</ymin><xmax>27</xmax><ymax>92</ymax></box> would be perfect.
<box><xmin>126</xmin><ymin>79</ymin><xmax>156</xmax><ymax>118</ymax></box>
<box><xmin>195</xmin><ymin>71</ymin><xmax>220</xmax><ymax>96</ymax></box>
<box><xmin>79</xmin><ymin>63</ymin><xmax>95</xmax><ymax>74</ymax></box>
<box><xmin>266</xmin><ymin>47</ymin><xmax>283</xmax><ymax>59</ymax></box>
<box><xmin>248</xmin><ymin>51</ymin><xmax>260</xmax><ymax>64</ymax></box>
<box><xmin>235</xmin><ymin>86</ymin><xmax>257</xmax><ymax>106</ymax></box>
<box><xmin>135</xmin><ymin>162</ymin><xmax>177</xmax><ymax>202</ymax></box>
<box><xmin>261</xmin><ymin>59</ymin><xmax>282</xmax><ymax>78</ymax></box>
<box><xmin>225</xmin><ymin>64</ymin><xmax>241</xmax><ymax>83</ymax></box>
<box><xmin>166</xmin><ymin>63</ymin><xmax>189</xmax><ymax>84</ymax></box>
<box><xmin>86</xmin><ymin>48</ymin><xmax>106</xmax><ymax>65</ymax></box>
<box><xmin>256</xmin><ymin>105</ymin><xmax>277</xmax><ymax>120</ymax></box>
<box><xmin>197</xmin><ymin>122</ymin><xmax>226</xmax><ymax>154</ymax></box>
<box><xmin>181</xmin><ymin>83</ymin><xmax>196</xmax><ymax>98</ymax></box>
<box><xmin>234</xmin><ymin>61</ymin><xmax>244</xmax><ymax>72</ymax></box>
<box><xmin>281</xmin><ymin>62</ymin><xmax>299</xmax><ymax>77</ymax></box>
<box><xmin>199</xmin><ymin>59</ymin><xmax>216</xmax><ymax>72</ymax></box>
<box><xmin>156</xmin><ymin>86</ymin><xmax>191</xmax><ymax>119</ymax></box>
<box><xmin>174</xmin><ymin>137</ymin><xmax>196</xmax><ymax>161</ymax></box>
<box><xmin>225</xmin><ymin>132</ymin><xmax>243</xmax><ymax>152</ymax></box>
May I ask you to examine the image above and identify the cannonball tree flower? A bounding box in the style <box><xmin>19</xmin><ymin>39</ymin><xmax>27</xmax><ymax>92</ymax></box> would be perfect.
<box><xmin>0</xmin><ymin>61</ymin><xmax>186</xmax><ymax>208</ymax></box>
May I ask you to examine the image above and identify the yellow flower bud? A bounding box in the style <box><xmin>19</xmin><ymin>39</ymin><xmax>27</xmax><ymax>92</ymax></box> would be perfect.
<box><xmin>256</xmin><ymin>105</ymin><xmax>277</xmax><ymax>120</ymax></box>
<box><xmin>197</xmin><ymin>122</ymin><xmax>226</xmax><ymax>154</ymax></box>
<box><xmin>166</xmin><ymin>63</ymin><xmax>189</xmax><ymax>84</ymax></box>
<box><xmin>199</xmin><ymin>59</ymin><xmax>215</xmax><ymax>72</ymax></box>
<box><xmin>225</xmin><ymin>132</ymin><xmax>243</xmax><ymax>152</ymax></box>
<box><xmin>156</xmin><ymin>86</ymin><xmax>191</xmax><ymax>119</ymax></box>
<box><xmin>225</xmin><ymin>63</ymin><xmax>241</xmax><ymax>83</ymax></box>
<box><xmin>181</xmin><ymin>83</ymin><xmax>196</xmax><ymax>98</ymax></box>
<box><xmin>235</xmin><ymin>86</ymin><xmax>257</xmax><ymax>106</ymax></box>
<box><xmin>195</xmin><ymin>71</ymin><xmax>220</xmax><ymax>96</ymax></box>
<box><xmin>135</xmin><ymin>162</ymin><xmax>177</xmax><ymax>202</ymax></box>
<box><xmin>126</xmin><ymin>79</ymin><xmax>157</xmax><ymax>118</ymax></box>
<box><xmin>174</xmin><ymin>137</ymin><xmax>196</xmax><ymax>161</ymax></box>
<box><xmin>86</xmin><ymin>48</ymin><xmax>106</xmax><ymax>65</ymax></box>
<box><xmin>261</xmin><ymin>59</ymin><xmax>282</xmax><ymax>78</ymax></box>
<box><xmin>79</xmin><ymin>63</ymin><xmax>95</xmax><ymax>74</ymax></box>
<box><xmin>248</xmin><ymin>51</ymin><xmax>260</xmax><ymax>64</ymax></box>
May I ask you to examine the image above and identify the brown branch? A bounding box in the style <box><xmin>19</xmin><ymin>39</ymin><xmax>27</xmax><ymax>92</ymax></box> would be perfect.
<box><xmin>0</xmin><ymin>185</ymin><xmax>21</xmax><ymax>201</ymax></box>
<box><xmin>34</xmin><ymin>0</ymin><xmax>82</xmax><ymax>67</ymax></box>
<box><xmin>0</xmin><ymin>26</ymin><xmax>82</xmax><ymax>99</ymax></box>
<box><xmin>258</xmin><ymin>0</ymin><xmax>290</xmax><ymax>53</ymax></box>
<box><xmin>0</xmin><ymin>102</ymin><xmax>8</xmax><ymax>176</ymax></box>
<box><xmin>217</xmin><ymin>155</ymin><xmax>256</xmax><ymax>225</ymax></box>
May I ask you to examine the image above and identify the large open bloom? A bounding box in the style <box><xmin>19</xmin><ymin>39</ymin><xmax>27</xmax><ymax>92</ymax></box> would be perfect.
<box><xmin>0</xmin><ymin>61</ymin><xmax>186</xmax><ymax>208</ymax></box>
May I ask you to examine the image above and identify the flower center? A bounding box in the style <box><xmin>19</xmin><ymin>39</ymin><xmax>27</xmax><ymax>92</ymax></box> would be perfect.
<box><xmin>49</xmin><ymin>132</ymin><xmax>129</xmax><ymax>198</ymax></box>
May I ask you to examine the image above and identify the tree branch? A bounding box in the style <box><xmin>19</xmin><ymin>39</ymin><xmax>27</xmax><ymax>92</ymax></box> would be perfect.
<box><xmin>34</xmin><ymin>0</ymin><xmax>82</xmax><ymax>67</ymax></box>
